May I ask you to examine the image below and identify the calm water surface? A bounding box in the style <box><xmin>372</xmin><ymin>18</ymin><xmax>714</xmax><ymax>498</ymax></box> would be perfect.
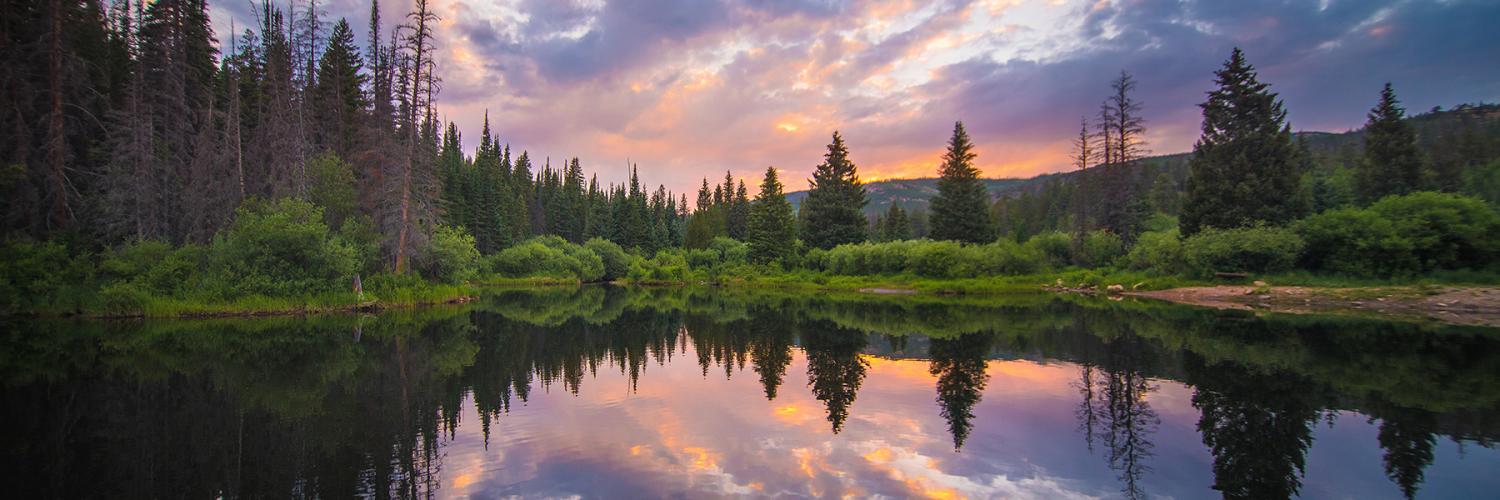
<box><xmin>2</xmin><ymin>286</ymin><xmax>1498</xmax><ymax>499</ymax></box>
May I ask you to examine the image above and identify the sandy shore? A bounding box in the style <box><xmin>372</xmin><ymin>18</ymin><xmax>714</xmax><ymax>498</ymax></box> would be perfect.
<box><xmin>1126</xmin><ymin>285</ymin><xmax>1500</xmax><ymax>328</ymax></box>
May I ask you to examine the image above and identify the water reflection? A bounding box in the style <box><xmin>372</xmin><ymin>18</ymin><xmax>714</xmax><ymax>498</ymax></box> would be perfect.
<box><xmin>2</xmin><ymin>286</ymin><xmax>1498</xmax><ymax>498</ymax></box>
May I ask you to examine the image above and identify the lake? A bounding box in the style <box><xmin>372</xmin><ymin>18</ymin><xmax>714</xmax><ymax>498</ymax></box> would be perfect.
<box><xmin>2</xmin><ymin>286</ymin><xmax>1497</xmax><ymax>499</ymax></box>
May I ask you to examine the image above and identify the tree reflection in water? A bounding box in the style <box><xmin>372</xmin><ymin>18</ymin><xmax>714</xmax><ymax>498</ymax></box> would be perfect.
<box><xmin>2</xmin><ymin>286</ymin><xmax>1498</xmax><ymax>498</ymax></box>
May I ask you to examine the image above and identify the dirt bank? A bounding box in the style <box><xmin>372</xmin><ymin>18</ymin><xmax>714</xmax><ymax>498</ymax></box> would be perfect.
<box><xmin>1126</xmin><ymin>285</ymin><xmax>1500</xmax><ymax>328</ymax></box>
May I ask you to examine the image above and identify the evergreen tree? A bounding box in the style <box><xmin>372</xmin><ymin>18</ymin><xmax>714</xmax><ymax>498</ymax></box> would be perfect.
<box><xmin>1181</xmin><ymin>48</ymin><xmax>1302</xmax><ymax>236</ymax></box>
<box><xmin>929</xmin><ymin>332</ymin><xmax>994</xmax><ymax>450</ymax></box>
<box><xmin>929</xmin><ymin>122</ymin><xmax>993</xmax><ymax>243</ymax></box>
<box><xmin>311</xmin><ymin>18</ymin><xmax>365</xmax><ymax>160</ymax></box>
<box><xmin>747</xmin><ymin>166</ymin><xmax>796</xmax><ymax>263</ymax></box>
<box><xmin>802</xmin><ymin>321</ymin><xmax>869</xmax><ymax>434</ymax></box>
<box><xmin>883</xmin><ymin>204</ymin><xmax>911</xmax><ymax>241</ymax></box>
<box><xmin>727</xmin><ymin>180</ymin><xmax>750</xmax><ymax>239</ymax></box>
<box><xmin>437</xmin><ymin>122</ymin><xmax>468</xmax><ymax>227</ymax></box>
<box><xmin>1096</xmin><ymin>71</ymin><xmax>1150</xmax><ymax>240</ymax></box>
<box><xmin>801</xmin><ymin>131</ymin><xmax>868</xmax><ymax>249</ymax></box>
<box><xmin>1356</xmin><ymin>83</ymin><xmax>1423</xmax><ymax>202</ymax></box>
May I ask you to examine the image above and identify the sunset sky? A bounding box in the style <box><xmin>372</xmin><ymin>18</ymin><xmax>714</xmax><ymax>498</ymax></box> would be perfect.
<box><xmin>210</xmin><ymin>0</ymin><xmax>1500</xmax><ymax>195</ymax></box>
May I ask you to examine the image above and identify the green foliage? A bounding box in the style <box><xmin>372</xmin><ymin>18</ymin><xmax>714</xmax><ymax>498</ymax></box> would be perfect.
<box><xmin>425</xmin><ymin>226</ymin><xmax>481</xmax><ymax>284</ymax></box>
<box><xmin>338</xmin><ymin>215</ymin><xmax>384</xmax><ymax>275</ymax></box>
<box><xmin>1370</xmin><ymin>192</ymin><xmax>1499</xmax><ymax>271</ymax></box>
<box><xmin>1182</xmin><ymin>48</ymin><xmax>1303</xmax><ymax>235</ymax></box>
<box><xmin>1356</xmin><ymin>83</ymin><xmax>1424</xmax><ymax>203</ymax></box>
<box><xmin>747</xmin><ymin>167</ymin><xmax>797</xmax><ymax>264</ymax></box>
<box><xmin>207</xmin><ymin>198</ymin><xmax>359</xmax><ymax>298</ymax></box>
<box><xmin>100</xmin><ymin>240</ymin><xmax>208</xmax><ymax>296</ymax></box>
<box><xmin>628</xmin><ymin>249</ymin><xmax>691</xmax><ymax>283</ymax></box>
<box><xmin>1295</xmin><ymin>192</ymin><xmax>1500</xmax><ymax>278</ymax></box>
<box><xmin>585</xmin><ymin>238</ymin><xmax>631</xmax><ymax>281</ymax></box>
<box><xmin>1181</xmin><ymin>225</ymin><xmax>1305</xmax><ymax>276</ymax></box>
<box><xmin>1024</xmin><ymin>231</ymin><xmax>1073</xmax><ymax>269</ymax></box>
<box><xmin>684</xmin><ymin>205</ymin><xmax>727</xmax><ymax>249</ymax></box>
<box><xmin>488</xmin><ymin>236</ymin><xmax>604</xmax><ymax>282</ymax></box>
<box><xmin>819</xmin><ymin>239</ymin><xmax>1039</xmax><ymax>278</ymax></box>
<box><xmin>929</xmin><ymin>122</ymin><xmax>994</xmax><ymax>243</ymax></box>
<box><xmin>978</xmin><ymin>239</ymin><xmax>1043</xmax><ymax>276</ymax></box>
<box><xmin>0</xmin><ymin>239</ymin><xmax>94</xmax><ymax>313</ymax></box>
<box><xmin>1461</xmin><ymin>158</ymin><xmax>1500</xmax><ymax>207</ymax></box>
<box><xmin>802</xmin><ymin>132</ymin><xmax>869</xmax><ymax>249</ymax></box>
<box><xmin>1077</xmin><ymin>230</ymin><xmax>1126</xmax><ymax>268</ymax></box>
<box><xmin>1294</xmin><ymin>208</ymin><xmax>1413</xmax><ymax>277</ymax></box>
<box><xmin>97</xmin><ymin>282</ymin><xmax>150</xmax><ymax>316</ymax></box>
<box><xmin>305</xmin><ymin>152</ymin><xmax>359</xmax><ymax>228</ymax></box>
<box><xmin>1125</xmin><ymin>229</ymin><xmax>1186</xmax><ymax>275</ymax></box>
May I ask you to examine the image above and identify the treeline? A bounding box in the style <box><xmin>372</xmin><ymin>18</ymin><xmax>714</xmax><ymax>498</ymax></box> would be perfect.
<box><xmin>5</xmin><ymin>0</ymin><xmax>1500</xmax><ymax>311</ymax></box>
<box><xmin>994</xmin><ymin>74</ymin><xmax>1500</xmax><ymax>243</ymax></box>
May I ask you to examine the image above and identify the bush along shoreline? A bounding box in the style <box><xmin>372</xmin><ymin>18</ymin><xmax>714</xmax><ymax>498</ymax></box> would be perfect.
<box><xmin>5</xmin><ymin>191</ymin><xmax>1498</xmax><ymax>319</ymax></box>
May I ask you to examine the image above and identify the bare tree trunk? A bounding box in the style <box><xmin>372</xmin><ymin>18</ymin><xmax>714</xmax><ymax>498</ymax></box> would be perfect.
<box><xmin>46</xmin><ymin>0</ymin><xmax>69</xmax><ymax>230</ymax></box>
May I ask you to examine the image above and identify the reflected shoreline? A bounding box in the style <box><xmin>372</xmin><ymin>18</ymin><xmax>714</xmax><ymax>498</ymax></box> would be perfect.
<box><xmin>3</xmin><ymin>286</ymin><xmax>1498</xmax><ymax>498</ymax></box>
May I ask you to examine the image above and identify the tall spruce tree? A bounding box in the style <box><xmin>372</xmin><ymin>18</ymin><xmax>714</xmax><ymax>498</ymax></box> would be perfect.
<box><xmin>1181</xmin><ymin>48</ymin><xmax>1302</xmax><ymax>236</ymax></box>
<box><xmin>1356</xmin><ymin>83</ymin><xmax>1423</xmax><ymax>203</ymax></box>
<box><xmin>801</xmin><ymin>131</ymin><xmax>868</xmax><ymax>249</ymax></box>
<box><xmin>929</xmin><ymin>122</ymin><xmax>993</xmax><ymax>243</ymax></box>
<box><xmin>747</xmin><ymin>166</ymin><xmax>796</xmax><ymax>263</ymax></box>
<box><xmin>311</xmin><ymin>18</ymin><xmax>365</xmax><ymax>160</ymax></box>
<box><xmin>728</xmin><ymin>180</ymin><xmax>750</xmax><ymax>239</ymax></box>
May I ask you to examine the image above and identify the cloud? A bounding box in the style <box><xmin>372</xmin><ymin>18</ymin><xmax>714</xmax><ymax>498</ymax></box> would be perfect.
<box><xmin>208</xmin><ymin>0</ymin><xmax>1500</xmax><ymax>195</ymax></box>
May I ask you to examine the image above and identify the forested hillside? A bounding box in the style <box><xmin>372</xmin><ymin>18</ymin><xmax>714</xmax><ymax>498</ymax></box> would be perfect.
<box><xmin>987</xmin><ymin>103</ymin><xmax>1500</xmax><ymax>241</ymax></box>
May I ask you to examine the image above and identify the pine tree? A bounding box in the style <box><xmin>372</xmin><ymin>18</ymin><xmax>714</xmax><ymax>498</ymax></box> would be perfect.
<box><xmin>883</xmin><ymin>204</ymin><xmax>911</xmax><ymax>241</ymax></box>
<box><xmin>929</xmin><ymin>122</ymin><xmax>993</xmax><ymax>243</ymax></box>
<box><xmin>802</xmin><ymin>131</ymin><xmax>868</xmax><ymax>249</ymax></box>
<box><xmin>1356</xmin><ymin>83</ymin><xmax>1423</xmax><ymax>203</ymax></box>
<box><xmin>747</xmin><ymin>166</ymin><xmax>796</xmax><ymax>263</ymax></box>
<box><xmin>1181</xmin><ymin>48</ymin><xmax>1302</xmax><ymax>236</ymax></box>
<box><xmin>1096</xmin><ymin>71</ymin><xmax>1149</xmax><ymax>240</ymax></box>
<box><xmin>311</xmin><ymin>18</ymin><xmax>365</xmax><ymax>160</ymax></box>
<box><xmin>728</xmin><ymin>180</ymin><xmax>750</xmax><ymax>239</ymax></box>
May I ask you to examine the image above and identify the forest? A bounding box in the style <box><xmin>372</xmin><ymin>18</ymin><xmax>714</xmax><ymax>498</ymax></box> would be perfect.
<box><xmin>3</xmin><ymin>0</ymin><xmax>1500</xmax><ymax>317</ymax></box>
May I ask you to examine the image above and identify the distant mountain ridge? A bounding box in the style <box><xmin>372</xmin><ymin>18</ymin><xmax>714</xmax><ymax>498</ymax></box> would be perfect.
<box><xmin>788</xmin><ymin>102</ymin><xmax>1498</xmax><ymax>216</ymax></box>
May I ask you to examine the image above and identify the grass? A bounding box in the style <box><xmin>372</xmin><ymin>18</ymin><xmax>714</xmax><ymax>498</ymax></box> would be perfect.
<box><xmin>22</xmin><ymin>283</ymin><xmax>480</xmax><ymax>319</ymax></box>
<box><xmin>620</xmin><ymin>268</ymin><xmax>1199</xmax><ymax>295</ymax></box>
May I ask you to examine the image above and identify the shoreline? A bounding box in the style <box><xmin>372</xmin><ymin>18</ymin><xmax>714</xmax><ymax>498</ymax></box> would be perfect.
<box><xmin>11</xmin><ymin>277</ymin><xmax>1500</xmax><ymax>328</ymax></box>
<box><xmin>1125</xmin><ymin>285</ymin><xmax>1500</xmax><ymax>327</ymax></box>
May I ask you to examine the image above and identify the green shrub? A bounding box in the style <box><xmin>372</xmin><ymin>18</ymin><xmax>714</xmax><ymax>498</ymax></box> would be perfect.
<box><xmin>207</xmin><ymin>198</ymin><xmax>359</xmax><ymax>298</ymax></box>
<box><xmin>628</xmin><ymin>249</ymin><xmax>690</xmax><ymax>283</ymax></box>
<box><xmin>338</xmin><ymin>215</ymin><xmax>384</xmax><ymax>275</ymax></box>
<box><xmin>1124</xmin><ymin>229</ymin><xmax>1186</xmax><ymax>275</ymax></box>
<box><xmin>98</xmin><ymin>239</ymin><xmax>173</xmax><ymax>283</ymax></box>
<box><xmin>425</xmin><ymin>226</ymin><xmax>480</xmax><ymax>284</ymax></box>
<box><xmin>0</xmin><ymin>239</ymin><xmax>93</xmax><ymax>313</ymax></box>
<box><xmin>1294</xmin><ymin>192</ymin><xmax>1500</xmax><ymax>277</ymax></box>
<box><xmin>977</xmin><ymin>239</ymin><xmax>1042</xmax><ymax>275</ymax></box>
<box><xmin>1024</xmin><ymin>231</ymin><xmax>1072</xmax><ymax>269</ymax></box>
<box><xmin>802</xmin><ymin>247</ymin><xmax>829</xmax><ymax>272</ymax></box>
<box><xmin>707</xmin><ymin>237</ymin><xmax>750</xmax><ymax>266</ymax></box>
<box><xmin>305</xmin><ymin>152</ymin><xmax>359</xmax><ymax>228</ymax></box>
<box><xmin>584</xmin><ymin>238</ymin><xmax>630</xmax><ymax>281</ymax></box>
<box><xmin>1369</xmin><ymin>192</ymin><xmax>1500</xmax><ymax>271</ymax></box>
<box><xmin>100</xmin><ymin>240</ymin><xmax>207</xmax><ymax>296</ymax></box>
<box><xmin>909</xmin><ymin>240</ymin><xmax>976</xmax><ymax>279</ymax></box>
<box><xmin>98</xmin><ymin>282</ymin><xmax>150</xmax><ymax>316</ymax></box>
<box><xmin>686</xmin><ymin>248</ymin><xmax>720</xmax><ymax>270</ymax></box>
<box><xmin>1077</xmin><ymin>230</ymin><xmax>1125</xmax><ymax>268</ymax></box>
<box><xmin>1294</xmin><ymin>208</ymin><xmax>1414</xmax><ymax>277</ymax></box>
<box><xmin>490</xmin><ymin>236</ymin><xmax>603</xmax><ymax>282</ymax></box>
<box><xmin>1182</xmin><ymin>225</ymin><xmax>1305</xmax><ymax>276</ymax></box>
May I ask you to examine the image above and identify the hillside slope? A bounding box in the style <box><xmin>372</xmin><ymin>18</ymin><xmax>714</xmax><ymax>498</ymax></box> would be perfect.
<box><xmin>789</xmin><ymin>103</ymin><xmax>1499</xmax><ymax>216</ymax></box>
